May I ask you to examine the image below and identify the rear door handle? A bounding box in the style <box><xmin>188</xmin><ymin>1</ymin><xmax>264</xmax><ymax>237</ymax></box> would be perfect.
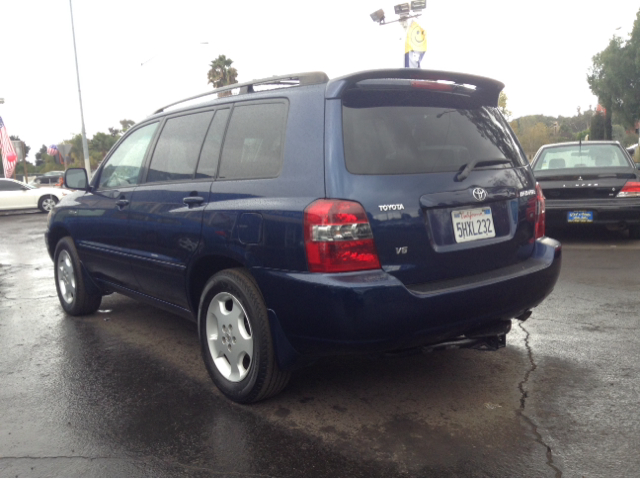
<box><xmin>115</xmin><ymin>199</ymin><xmax>129</xmax><ymax>208</ymax></box>
<box><xmin>184</xmin><ymin>196</ymin><xmax>205</xmax><ymax>208</ymax></box>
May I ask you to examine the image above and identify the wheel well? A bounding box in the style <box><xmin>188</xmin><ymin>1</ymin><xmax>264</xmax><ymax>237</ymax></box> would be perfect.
<box><xmin>189</xmin><ymin>255</ymin><xmax>245</xmax><ymax>315</ymax></box>
<box><xmin>39</xmin><ymin>193</ymin><xmax>59</xmax><ymax>203</ymax></box>
<box><xmin>47</xmin><ymin>225</ymin><xmax>70</xmax><ymax>259</ymax></box>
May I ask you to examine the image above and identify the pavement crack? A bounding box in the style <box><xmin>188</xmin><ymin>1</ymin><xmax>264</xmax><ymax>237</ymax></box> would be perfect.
<box><xmin>517</xmin><ymin>321</ymin><xmax>563</xmax><ymax>478</ymax></box>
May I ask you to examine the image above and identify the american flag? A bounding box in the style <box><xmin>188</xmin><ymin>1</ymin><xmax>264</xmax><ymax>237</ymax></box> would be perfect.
<box><xmin>0</xmin><ymin>116</ymin><xmax>18</xmax><ymax>179</ymax></box>
<box><xmin>47</xmin><ymin>144</ymin><xmax>59</xmax><ymax>157</ymax></box>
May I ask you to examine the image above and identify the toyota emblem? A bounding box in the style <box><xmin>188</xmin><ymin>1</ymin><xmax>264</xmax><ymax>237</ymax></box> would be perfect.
<box><xmin>472</xmin><ymin>188</ymin><xmax>487</xmax><ymax>201</ymax></box>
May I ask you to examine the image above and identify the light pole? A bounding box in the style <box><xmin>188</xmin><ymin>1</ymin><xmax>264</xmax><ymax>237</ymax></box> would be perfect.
<box><xmin>370</xmin><ymin>2</ymin><xmax>427</xmax><ymax>67</ymax></box>
<box><xmin>69</xmin><ymin>0</ymin><xmax>92</xmax><ymax>179</ymax></box>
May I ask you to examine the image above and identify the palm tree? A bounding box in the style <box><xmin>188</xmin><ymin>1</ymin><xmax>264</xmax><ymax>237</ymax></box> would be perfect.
<box><xmin>207</xmin><ymin>55</ymin><xmax>238</xmax><ymax>98</ymax></box>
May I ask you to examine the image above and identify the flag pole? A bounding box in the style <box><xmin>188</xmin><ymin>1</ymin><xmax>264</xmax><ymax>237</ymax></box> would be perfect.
<box><xmin>69</xmin><ymin>0</ymin><xmax>92</xmax><ymax>180</ymax></box>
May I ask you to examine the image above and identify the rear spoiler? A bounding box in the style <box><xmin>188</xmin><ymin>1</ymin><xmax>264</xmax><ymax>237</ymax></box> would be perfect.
<box><xmin>325</xmin><ymin>69</ymin><xmax>504</xmax><ymax>107</ymax></box>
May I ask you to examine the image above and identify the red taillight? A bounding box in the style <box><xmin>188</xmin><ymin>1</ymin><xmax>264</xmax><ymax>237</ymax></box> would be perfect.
<box><xmin>535</xmin><ymin>183</ymin><xmax>546</xmax><ymax>239</ymax></box>
<box><xmin>410</xmin><ymin>80</ymin><xmax>454</xmax><ymax>91</ymax></box>
<box><xmin>617</xmin><ymin>181</ymin><xmax>640</xmax><ymax>197</ymax></box>
<box><xmin>304</xmin><ymin>199</ymin><xmax>381</xmax><ymax>273</ymax></box>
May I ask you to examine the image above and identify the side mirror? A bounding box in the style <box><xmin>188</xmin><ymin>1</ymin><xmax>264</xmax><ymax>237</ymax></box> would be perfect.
<box><xmin>65</xmin><ymin>168</ymin><xmax>89</xmax><ymax>191</ymax></box>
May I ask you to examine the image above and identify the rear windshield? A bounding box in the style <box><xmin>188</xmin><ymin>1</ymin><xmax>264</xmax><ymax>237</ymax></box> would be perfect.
<box><xmin>533</xmin><ymin>144</ymin><xmax>631</xmax><ymax>170</ymax></box>
<box><xmin>342</xmin><ymin>90</ymin><xmax>525</xmax><ymax>175</ymax></box>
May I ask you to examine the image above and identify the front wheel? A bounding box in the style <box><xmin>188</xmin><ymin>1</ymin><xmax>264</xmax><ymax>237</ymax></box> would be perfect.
<box><xmin>199</xmin><ymin>268</ymin><xmax>290</xmax><ymax>403</ymax></box>
<box><xmin>38</xmin><ymin>195</ymin><xmax>58</xmax><ymax>213</ymax></box>
<box><xmin>54</xmin><ymin>237</ymin><xmax>102</xmax><ymax>315</ymax></box>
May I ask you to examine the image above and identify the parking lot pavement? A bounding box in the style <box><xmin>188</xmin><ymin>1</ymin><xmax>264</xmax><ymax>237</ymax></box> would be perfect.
<box><xmin>1</xmin><ymin>213</ymin><xmax>639</xmax><ymax>477</ymax></box>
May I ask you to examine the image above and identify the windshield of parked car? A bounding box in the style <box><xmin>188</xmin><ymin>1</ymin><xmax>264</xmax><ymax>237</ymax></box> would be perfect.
<box><xmin>533</xmin><ymin>144</ymin><xmax>630</xmax><ymax>170</ymax></box>
<box><xmin>342</xmin><ymin>90</ymin><xmax>526</xmax><ymax>175</ymax></box>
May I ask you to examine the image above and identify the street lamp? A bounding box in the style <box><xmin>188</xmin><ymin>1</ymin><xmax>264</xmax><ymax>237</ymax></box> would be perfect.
<box><xmin>370</xmin><ymin>2</ymin><xmax>426</xmax><ymax>26</ymax></box>
<box><xmin>370</xmin><ymin>9</ymin><xmax>385</xmax><ymax>24</ymax></box>
<box><xmin>69</xmin><ymin>0</ymin><xmax>92</xmax><ymax>179</ymax></box>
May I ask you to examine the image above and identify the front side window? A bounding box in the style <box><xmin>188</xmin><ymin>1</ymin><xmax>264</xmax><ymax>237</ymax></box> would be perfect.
<box><xmin>146</xmin><ymin>111</ymin><xmax>214</xmax><ymax>183</ymax></box>
<box><xmin>342</xmin><ymin>90</ymin><xmax>525</xmax><ymax>175</ymax></box>
<box><xmin>98</xmin><ymin>122</ymin><xmax>158</xmax><ymax>189</ymax></box>
<box><xmin>218</xmin><ymin>102</ymin><xmax>287</xmax><ymax>180</ymax></box>
<box><xmin>533</xmin><ymin>145</ymin><xmax>631</xmax><ymax>170</ymax></box>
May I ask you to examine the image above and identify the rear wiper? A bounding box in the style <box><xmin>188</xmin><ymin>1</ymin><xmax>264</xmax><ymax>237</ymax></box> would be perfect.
<box><xmin>455</xmin><ymin>159</ymin><xmax>512</xmax><ymax>182</ymax></box>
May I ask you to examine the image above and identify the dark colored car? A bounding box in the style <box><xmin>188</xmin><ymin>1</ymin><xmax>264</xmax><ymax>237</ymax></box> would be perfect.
<box><xmin>531</xmin><ymin>141</ymin><xmax>640</xmax><ymax>239</ymax></box>
<box><xmin>45</xmin><ymin>69</ymin><xmax>561</xmax><ymax>403</ymax></box>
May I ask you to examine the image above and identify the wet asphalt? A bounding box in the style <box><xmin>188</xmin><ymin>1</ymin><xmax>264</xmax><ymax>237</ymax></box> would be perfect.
<box><xmin>0</xmin><ymin>211</ymin><xmax>639</xmax><ymax>477</ymax></box>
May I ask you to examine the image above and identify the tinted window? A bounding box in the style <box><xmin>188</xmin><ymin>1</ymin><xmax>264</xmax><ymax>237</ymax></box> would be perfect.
<box><xmin>533</xmin><ymin>145</ymin><xmax>631</xmax><ymax>170</ymax></box>
<box><xmin>147</xmin><ymin>111</ymin><xmax>214</xmax><ymax>183</ymax></box>
<box><xmin>342</xmin><ymin>90</ymin><xmax>524</xmax><ymax>175</ymax></box>
<box><xmin>196</xmin><ymin>109</ymin><xmax>230</xmax><ymax>179</ymax></box>
<box><xmin>99</xmin><ymin>123</ymin><xmax>158</xmax><ymax>189</ymax></box>
<box><xmin>0</xmin><ymin>181</ymin><xmax>24</xmax><ymax>191</ymax></box>
<box><xmin>218</xmin><ymin>102</ymin><xmax>287</xmax><ymax>180</ymax></box>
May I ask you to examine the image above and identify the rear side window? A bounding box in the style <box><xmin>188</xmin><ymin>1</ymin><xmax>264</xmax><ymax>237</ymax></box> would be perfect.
<box><xmin>342</xmin><ymin>90</ymin><xmax>524</xmax><ymax>175</ymax></box>
<box><xmin>196</xmin><ymin>109</ymin><xmax>230</xmax><ymax>179</ymax></box>
<box><xmin>218</xmin><ymin>102</ymin><xmax>287</xmax><ymax>180</ymax></box>
<box><xmin>533</xmin><ymin>145</ymin><xmax>631</xmax><ymax>170</ymax></box>
<box><xmin>147</xmin><ymin>111</ymin><xmax>214</xmax><ymax>183</ymax></box>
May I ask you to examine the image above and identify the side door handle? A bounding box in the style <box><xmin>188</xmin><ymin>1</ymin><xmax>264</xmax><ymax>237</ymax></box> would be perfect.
<box><xmin>115</xmin><ymin>198</ymin><xmax>130</xmax><ymax>209</ymax></box>
<box><xmin>183</xmin><ymin>196</ymin><xmax>205</xmax><ymax>208</ymax></box>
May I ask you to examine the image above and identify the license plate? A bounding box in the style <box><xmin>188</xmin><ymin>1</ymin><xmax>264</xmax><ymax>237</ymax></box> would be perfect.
<box><xmin>452</xmin><ymin>207</ymin><xmax>496</xmax><ymax>243</ymax></box>
<box><xmin>567</xmin><ymin>211</ymin><xmax>593</xmax><ymax>223</ymax></box>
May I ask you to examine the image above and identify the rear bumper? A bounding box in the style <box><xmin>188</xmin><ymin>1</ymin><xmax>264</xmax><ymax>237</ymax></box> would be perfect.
<box><xmin>253</xmin><ymin>237</ymin><xmax>561</xmax><ymax>366</ymax></box>
<box><xmin>545</xmin><ymin>198</ymin><xmax>640</xmax><ymax>227</ymax></box>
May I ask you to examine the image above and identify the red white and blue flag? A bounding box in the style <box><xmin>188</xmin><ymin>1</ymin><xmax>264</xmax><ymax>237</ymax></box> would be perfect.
<box><xmin>0</xmin><ymin>116</ymin><xmax>17</xmax><ymax>178</ymax></box>
<box><xmin>47</xmin><ymin>144</ymin><xmax>64</xmax><ymax>164</ymax></box>
<box><xmin>47</xmin><ymin>144</ymin><xmax>59</xmax><ymax>157</ymax></box>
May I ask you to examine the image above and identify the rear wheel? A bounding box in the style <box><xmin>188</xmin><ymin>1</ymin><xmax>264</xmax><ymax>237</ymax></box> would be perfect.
<box><xmin>54</xmin><ymin>237</ymin><xmax>102</xmax><ymax>315</ymax></box>
<box><xmin>199</xmin><ymin>268</ymin><xmax>290</xmax><ymax>403</ymax></box>
<box><xmin>38</xmin><ymin>195</ymin><xmax>58</xmax><ymax>213</ymax></box>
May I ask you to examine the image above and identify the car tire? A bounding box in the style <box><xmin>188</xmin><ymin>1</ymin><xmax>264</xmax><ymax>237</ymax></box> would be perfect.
<box><xmin>629</xmin><ymin>225</ymin><xmax>640</xmax><ymax>240</ymax></box>
<box><xmin>198</xmin><ymin>268</ymin><xmax>290</xmax><ymax>403</ymax></box>
<box><xmin>38</xmin><ymin>195</ymin><xmax>58</xmax><ymax>213</ymax></box>
<box><xmin>54</xmin><ymin>237</ymin><xmax>102</xmax><ymax>315</ymax></box>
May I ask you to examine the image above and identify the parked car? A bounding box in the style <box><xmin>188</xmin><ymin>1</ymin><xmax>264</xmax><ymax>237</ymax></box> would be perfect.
<box><xmin>29</xmin><ymin>175</ymin><xmax>63</xmax><ymax>187</ymax></box>
<box><xmin>45</xmin><ymin>69</ymin><xmax>562</xmax><ymax>403</ymax></box>
<box><xmin>531</xmin><ymin>141</ymin><xmax>640</xmax><ymax>239</ymax></box>
<box><xmin>0</xmin><ymin>178</ymin><xmax>71</xmax><ymax>212</ymax></box>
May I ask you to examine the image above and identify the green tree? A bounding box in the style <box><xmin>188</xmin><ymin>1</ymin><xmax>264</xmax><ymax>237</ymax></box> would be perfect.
<box><xmin>119</xmin><ymin>119</ymin><xmax>135</xmax><ymax>132</ymax></box>
<box><xmin>588</xmin><ymin>9</ymin><xmax>640</xmax><ymax>137</ymax></box>
<box><xmin>90</xmin><ymin>132</ymin><xmax>118</xmax><ymax>162</ymax></box>
<box><xmin>498</xmin><ymin>91</ymin><xmax>511</xmax><ymax>119</ymax></box>
<box><xmin>511</xmin><ymin>121</ymin><xmax>550</xmax><ymax>159</ymax></box>
<box><xmin>207</xmin><ymin>54</ymin><xmax>238</xmax><ymax>97</ymax></box>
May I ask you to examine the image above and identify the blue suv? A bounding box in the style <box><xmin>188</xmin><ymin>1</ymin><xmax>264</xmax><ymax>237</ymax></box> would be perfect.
<box><xmin>46</xmin><ymin>69</ymin><xmax>561</xmax><ymax>403</ymax></box>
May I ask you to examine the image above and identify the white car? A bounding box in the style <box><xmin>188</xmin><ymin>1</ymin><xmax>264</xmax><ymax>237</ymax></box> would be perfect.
<box><xmin>0</xmin><ymin>178</ymin><xmax>72</xmax><ymax>213</ymax></box>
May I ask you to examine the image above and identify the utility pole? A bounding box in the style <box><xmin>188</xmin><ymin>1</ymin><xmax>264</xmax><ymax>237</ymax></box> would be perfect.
<box><xmin>69</xmin><ymin>0</ymin><xmax>92</xmax><ymax>180</ymax></box>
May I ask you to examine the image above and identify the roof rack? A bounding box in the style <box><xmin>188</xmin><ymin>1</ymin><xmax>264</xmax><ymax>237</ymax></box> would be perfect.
<box><xmin>154</xmin><ymin>71</ymin><xmax>329</xmax><ymax>114</ymax></box>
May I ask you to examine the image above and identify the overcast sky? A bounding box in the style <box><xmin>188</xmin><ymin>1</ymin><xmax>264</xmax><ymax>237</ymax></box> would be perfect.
<box><xmin>1</xmin><ymin>0</ymin><xmax>638</xmax><ymax>161</ymax></box>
